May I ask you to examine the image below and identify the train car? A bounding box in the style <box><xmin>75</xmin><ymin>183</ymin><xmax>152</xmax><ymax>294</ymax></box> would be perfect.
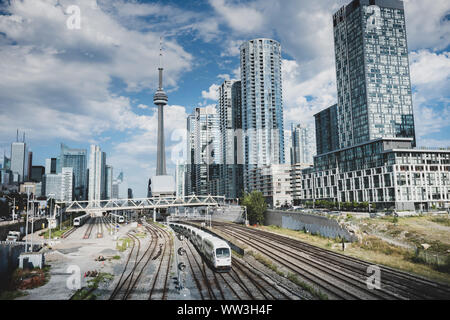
<box><xmin>73</xmin><ymin>214</ymin><xmax>90</xmax><ymax>227</ymax></box>
<box><xmin>201</xmin><ymin>237</ymin><xmax>232</xmax><ymax>271</ymax></box>
<box><xmin>110</xmin><ymin>213</ymin><xmax>125</xmax><ymax>223</ymax></box>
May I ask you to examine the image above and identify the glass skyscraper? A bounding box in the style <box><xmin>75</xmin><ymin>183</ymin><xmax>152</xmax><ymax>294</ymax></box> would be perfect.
<box><xmin>88</xmin><ymin>145</ymin><xmax>106</xmax><ymax>202</ymax></box>
<box><xmin>60</xmin><ymin>143</ymin><xmax>87</xmax><ymax>200</ymax></box>
<box><xmin>217</xmin><ymin>80</ymin><xmax>244</xmax><ymax>199</ymax></box>
<box><xmin>240</xmin><ymin>38</ymin><xmax>285</xmax><ymax>191</ymax></box>
<box><xmin>333</xmin><ymin>0</ymin><xmax>415</xmax><ymax>149</ymax></box>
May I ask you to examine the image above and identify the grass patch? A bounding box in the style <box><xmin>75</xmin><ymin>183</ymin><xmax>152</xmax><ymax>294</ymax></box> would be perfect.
<box><xmin>0</xmin><ymin>290</ymin><xmax>28</xmax><ymax>300</ymax></box>
<box><xmin>112</xmin><ymin>255</ymin><xmax>121</xmax><ymax>260</ymax></box>
<box><xmin>116</xmin><ymin>237</ymin><xmax>133</xmax><ymax>252</ymax></box>
<box><xmin>431</xmin><ymin>217</ymin><xmax>450</xmax><ymax>227</ymax></box>
<box><xmin>258</xmin><ymin>225</ymin><xmax>450</xmax><ymax>285</ymax></box>
<box><xmin>250</xmin><ymin>252</ymin><xmax>285</xmax><ymax>277</ymax></box>
<box><xmin>71</xmin><ymin>273</ymin><xmax>114</xmax><ymax>300</ymax></box>
<box><xmin>287</xmin><ymin>273</ymin><xmax>328</xmax><ymax>300</ymax></box>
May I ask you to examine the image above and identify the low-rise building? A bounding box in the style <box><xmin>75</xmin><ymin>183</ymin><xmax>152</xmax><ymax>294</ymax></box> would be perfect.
<box><xmin>247</xmin><ymin>163</ymin><xmax>293</xmax><ymax>208</ymax></box>
<box><xmin>300</xmin><ymin>138</ymin><xmax>450</xmax><ymax>210</ymax></box>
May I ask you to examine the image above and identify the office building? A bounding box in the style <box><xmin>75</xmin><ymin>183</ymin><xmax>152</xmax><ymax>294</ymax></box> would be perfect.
<box><xmin>61</xmin><ymin>167</ymin><xmax>74</xmax><ymax>202</ymax></box>
<box><xmin>217</xmin><ymin>80</ymin><xmax>244</xmax><ymax>199</ymax></box>
<box><xmin>185</xmin><ymin>106</ymin><xmax>221</xmax><ymax>196</ymax></box>
<box><xmin>240</xmin><ymin>38</ymin><xmax>285</xmax><ymax>192</ymax></box>
<box><xmin>291</xmin><ymin>123</ymin><xmax>316</xmax><ymax>164</ymax></box>
<box><xmin>105</xmin><ymin>165</ymin><xmax>113</xmax><ymax>199</ymax></box>
<box><xmin>45</xmin><ymin>158</ymin><xmax>57</xmax><ymax>174</ymax></box>
<box><xmin>44</xmin><ymin>173</ymin><xmax>62</xmax><ymax>200</ymax></box>
<box><xmin>88</xmin><ymin>145</ymin><xmax>106</xmax><ymax>202</ymax></box>
<box><xmin>60</xmin><ymin>144</ymin><xmax>87</xmax><ymax>200</ymax></box>
<box><xmin>11</xmin><ymin>138</ymin><xmax>28</xmax><ymax>183</ymax></box>
<box><xmin>176</xmin><ymin>160</ymin><xmax>186</xmax><ymax>198</ymax></box>
<box><xmin>30</xmin><ymin>166</ymin><xmax>45</xmax><ymax>183</ymax></box>
<box><xmin>128</xmin><ymin>188</ymin><xmax>133</xmax><ymax>199</ymax></box>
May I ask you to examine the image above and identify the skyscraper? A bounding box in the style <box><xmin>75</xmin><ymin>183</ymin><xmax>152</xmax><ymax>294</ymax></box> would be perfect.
<box><xmin>333</xmin><ymin>0</ymin><xmax>415</xmax><ymax>149</ymax></box>
<box><xmin>217</xmin><ymin>80</ymin><xmax>244</xmax><ymax>199</ymax></box>
<box><xmin>105</xmin><ymin>165</ymin><xmax>113</xmax><ymax>200</ymax></box>
<box><xmin>60</xmin><ymin>144</ymin><xmax>87</xmax><ymax>200</ymax></box>
<box><xmin>186</xmin><ymin>106</ymin><xmax>221</xmax><ymax>196</ymax></box>
<box><xmin>299</xmin><ymin>0</ymin><xmax>449</xmax><ymax>211</ymax></box>
<box><xmin>88</xmin><ymin>145</ymin><xmax>106</xmax><ymax>202</ymax></box>
<box><xmin>10</xmin><ymin>131</ymin><xmax>28</xmax><ymax>183</ymax></box>
<box><xmin>240</xmin><ymin>39</ymin><xmax>285</xmax><ymax>192</ymax></box>
<box><xmin>291</xmin><ymin>123</ymin><xmax>316</xmax><ymax>164</ymax></box>
<box><xmin>61</xmin><ymin>167</ymin><xmax>74</xmax><ymax>201</ymax></box>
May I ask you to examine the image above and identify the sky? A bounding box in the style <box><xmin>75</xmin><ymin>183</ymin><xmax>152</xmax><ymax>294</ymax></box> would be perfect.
<box><xmin>0</xmin><ymin>0</ymin><xmax>449</xmax><ymax>198</ymax></box>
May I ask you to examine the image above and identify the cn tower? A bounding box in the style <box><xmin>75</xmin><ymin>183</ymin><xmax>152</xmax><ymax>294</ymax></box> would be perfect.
<box><xmin>154</xmin><ymin>38</ymin><xmax>168</xmax><ymax>176</ymax></box>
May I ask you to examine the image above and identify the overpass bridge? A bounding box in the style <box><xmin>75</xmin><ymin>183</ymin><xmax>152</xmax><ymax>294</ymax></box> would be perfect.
<box><xmin>56</xmin><ymin>195</ymin><xmax>226</xmax><ymax>214</ymax></box>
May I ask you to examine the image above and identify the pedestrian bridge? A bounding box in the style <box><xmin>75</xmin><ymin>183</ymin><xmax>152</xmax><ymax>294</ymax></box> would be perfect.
<box><xmin>56</xmin><ymin>195</ymin><xmax>226</xmax><ymax>213</ymax></box>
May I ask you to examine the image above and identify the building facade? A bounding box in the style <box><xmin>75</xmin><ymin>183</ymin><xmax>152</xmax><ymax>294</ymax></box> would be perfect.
<box><xmin>301</xmin><ymin>139</ymin><xmax>450</xmax><ymax>210</ymax></box>
<box><xmin>185</xmin><ymin>106</ymin><xmax>221</xmax><ymax>196</ymax></box>
<box><xmin>11</xmin><ymin>141</ymin><xmax>28</xmax><ymax>183</ymax></box>
<box><xmin>291</xmin><ymin>123</ymin><xmax>316</xmax><ymax>164</ymax></box>
<box><xmin>61</xmin><ymin>167</ymin><xmax>74</xmax><ymax>202</ymax></box>
<box><xmin>88</xmin><ymin>145</ymin><xmax>106</xmax><ymax>202</ymax></box>
<box><xmin>246</xmin><ymin>164</ymin><xmax>292</xmax><ymax>208</ymax></box>
<box><xmin>105</xmin><ymin>165</ymin><xmax>113</xmax><ymax>200</ymax></box>
<box><xmin>60</xmin><ymin>144</ymin><xmax>87</xmax><ymax>200</ymax></box>
<box><xmin>333</xmin><ymin>0</ymin><xmax>415</xmax><ymax>149</ymax></box>
<box><xmin>217</xmin><ymin>80</ymin><xmax>244</xmax><ymax>199</ymax></box>
<box><xmin>240</xmin><ymin>38</ymin><xmax>285</xmax><ymax>192</ymax></box>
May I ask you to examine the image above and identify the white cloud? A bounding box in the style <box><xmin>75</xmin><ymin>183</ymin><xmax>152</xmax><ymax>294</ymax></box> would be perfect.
<box><xmin>137</xmin><ymin>104</ymin><xmax>149</xmax><ymax>110</ymax></box>
<box><xmin>209</xmin><ymin>0</ymin><xmax>265</xmax><ymax>34</ymax></box>
<box><xmin>404</xmin><ymin>0</ymin><xmax>450</xmax><ymax>51</ymax></box>
<box><xmin>201</xmin><ymin>83</ymin><xmax>220</xmax><ymax>101</ymax></box>
<box><xmin>282</xmin><ymin>59</ymin><xmax>337</xmax><ymax>128</ymax></box>
<box><xmin>0</xmin><ymin>0</ymin><xmax>192</xmax><ymax>144</ymax></box>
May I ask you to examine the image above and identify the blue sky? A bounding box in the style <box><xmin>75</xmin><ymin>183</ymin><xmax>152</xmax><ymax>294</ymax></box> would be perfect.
<box><xmin>0</xmin><ymin>0</ymin><xmax>449</xmax><ymax>198</ymax></box>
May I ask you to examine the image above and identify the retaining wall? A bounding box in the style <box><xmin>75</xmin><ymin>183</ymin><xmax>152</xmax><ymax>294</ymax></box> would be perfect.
<box><xmin>265</xmin><ymin>210</ymin><xmax>357</xmax><ymax>242</ymax></box>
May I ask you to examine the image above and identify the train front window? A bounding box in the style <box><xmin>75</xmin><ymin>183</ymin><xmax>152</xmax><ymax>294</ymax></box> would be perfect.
<box><xmin>216</xmin><ymin>248</ymin><xmax>230</xmax><ymax>258</ymax></box>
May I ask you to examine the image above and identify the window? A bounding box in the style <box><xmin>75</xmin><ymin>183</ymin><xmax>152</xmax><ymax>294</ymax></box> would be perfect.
<box><xmin>216</xmin><ymin>248</ymin><xmax>230</xmax><ymax>258</ymax></box>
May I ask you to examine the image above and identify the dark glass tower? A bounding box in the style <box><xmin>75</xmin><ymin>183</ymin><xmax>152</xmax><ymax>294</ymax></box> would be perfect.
<box><xmin>333</xmin><ymin>0</ymin><xmax>416</xmax><ymax>149</ymax></box>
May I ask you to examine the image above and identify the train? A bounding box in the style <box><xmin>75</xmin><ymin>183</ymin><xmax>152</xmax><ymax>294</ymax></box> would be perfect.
<box><xmin>170</xmin><ymin>223</ymin><xmax>232</xmax><ymax>272</ymax></box>
<box><xmin>110</xmin><ymin>213</ymin><xmax>125</xmax><ymax>223</ymax></box>
<box><xmin>73</xmin><ymin>213</ymin><xmax>90</xmax><ymax>227</ymax></box>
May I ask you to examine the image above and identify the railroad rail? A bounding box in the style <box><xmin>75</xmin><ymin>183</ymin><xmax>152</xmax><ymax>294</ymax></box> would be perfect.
<box><xmin>211</xmin><ymin>222</ymin><xmax>450</xmax><ymax>300</ymax></box>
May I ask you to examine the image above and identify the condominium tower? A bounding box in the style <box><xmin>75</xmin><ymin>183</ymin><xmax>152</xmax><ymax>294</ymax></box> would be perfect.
<box><xmin>240</xmin><ymin>38</ymin><xmax>285</xmax><ymax>192</ymax></box>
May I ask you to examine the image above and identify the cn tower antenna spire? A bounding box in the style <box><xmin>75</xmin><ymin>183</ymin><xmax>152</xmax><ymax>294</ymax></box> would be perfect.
<box><xmin>154</xmin><ymin>35</ymin><xmax>168</xmax><ymax>176</ymax></box>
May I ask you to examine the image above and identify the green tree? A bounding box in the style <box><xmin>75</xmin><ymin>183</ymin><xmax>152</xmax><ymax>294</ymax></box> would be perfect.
<box><xmin>242</xmin><ymin>191</ymin><xmax>267</xmax><ymax>225</ymax></box>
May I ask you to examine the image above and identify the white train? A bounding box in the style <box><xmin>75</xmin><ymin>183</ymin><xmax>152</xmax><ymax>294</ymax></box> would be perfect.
<box><xmin>110</xmin><ymin>213</ymin><xmax>125</xmax><ymax>223</ymax></box>
<box><xmin>73</xmin><ymin>214</ymin><xmax>90</xmax><ymax>227</ymax></box>
<box><xmin>170</xmin><ymin>223</ymin><xmax>232</xmax><ymax>272</ymax></box>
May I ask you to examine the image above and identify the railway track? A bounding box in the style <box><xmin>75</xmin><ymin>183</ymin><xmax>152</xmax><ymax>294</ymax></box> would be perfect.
<box><xmin>109</xmin><ymin>222</ymin><xmax>173</xmax><ymax>300</ymax></box>
<box><xmin>61</xmin><ymin>226</ymin><xmax>76</xmax><ymax>239</ymax></box>
<box><xmin>212</xmin><ymin>222</ymin><xmax>450</xmax><ymax>300</ymax></box>
<box><xmin>83</xmin><ymin>217</ymin><xmax>95</xmax><ymax>239</ymax></box>
<box><xmin>178</xmin><ymin>227</ymin><xmax>297</xmax><ymax>300</ymax></box>
<box><xmin>148</xmin><ymin>223</ymin><xmax>174</xmax><ymax>300</ymax></box>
